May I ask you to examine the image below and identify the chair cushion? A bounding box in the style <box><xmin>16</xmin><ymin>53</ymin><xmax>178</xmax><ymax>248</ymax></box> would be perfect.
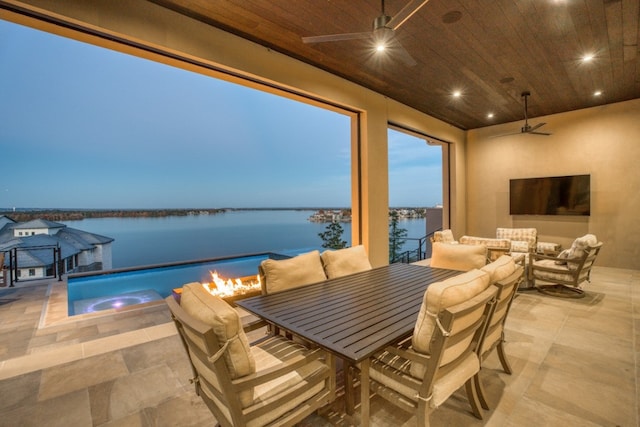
<box><xmin>180</xmin><ymin>282</ymin><xmax>256</xmax><ymax>379</ymax></box>
<box><xmin>249</xmin><ymin>336</ymin><xmax>328</xmax><ymax>419</ymax></box>
<box><xmin>459</xmin><ymin>236</ymin><xmax>511</xmax><ymax>250</ymax></box>
<box><xmin>565</xmin><ymin>234</ymin><xmax>598</xmax><ymax>270</ymax></box>
<box><xmin>370</xmin><ymin>349</ymin><xmax>479</xmax><ymax>409</ymax></box>
<box><xmin>430</xmin><ymin>242</ymin><xmax>487</xmax><ymax>271</ymax></box>
<box><xmin>411</xmin><ymin>269</ymin><xmax>490</xmax><ymax>377</ymax></box>
<box><xmin>321</xmin><ymin>245</ymin><xmax>372</xmax><ymax>279</ymax></box>
<box><xmin>496</xmin><ymin>227</ymin><xmax>537</xmax><ymax>250</ymax></box>
<box><xmin>481</xmin><ymin>255</ymin><xmax>516</xmax><ymax>283</ymax></box>
<box><xmin>433</xmin><ymin>229</ymin><xmax>457</xmax><ymax>243</ymax></box>
<box><xmin>532</xmin><ymin>259</ymin><xmax>576</xmax><ymax>282</ymax></box>
<box><xmin>260</xmin><ymin>250</ymin><xmax>327</xmax><ymax>294</ymax></box>
<box><xmin>509</xmin><ymin>240</ymin><xmax>530</xmax><ymax>253</ymax></box>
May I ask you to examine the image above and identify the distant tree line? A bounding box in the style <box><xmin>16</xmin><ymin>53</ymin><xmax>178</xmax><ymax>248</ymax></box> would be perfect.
<box><xmin>0</xmin><ymin>209</ymin><xmax>226</xmax><ymax>222</ymax></box>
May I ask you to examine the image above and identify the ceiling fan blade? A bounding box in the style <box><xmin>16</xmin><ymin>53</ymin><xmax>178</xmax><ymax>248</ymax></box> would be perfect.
<box><xmin>527</xmin><ymin>122</ymin><xmax>546</xmax><ymax>132</ymax></box>
<box><xmin>302</xmin><ymin>31</ymin><xmax>370</xmax><ymax>44</ymax></box>
<box><xmin>388</xmin><ymin>0</ymin><xmax>431</xmax><ymax>30</ymax></box>
<box><xmin>392</xmin><ymin>40</ymin><xmax>417</xmax><ymax>67</ymax></box>
<box><xmin>529</xmin><ymin>131</ymin><xmax>552</xmax><ymax>136</ymax></box>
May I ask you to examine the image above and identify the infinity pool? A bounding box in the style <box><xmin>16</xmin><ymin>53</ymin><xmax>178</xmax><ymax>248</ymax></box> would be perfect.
<box><xmin>67</xmin><ymin>252</ymin><xmax>290</xmax><ymax>316</ymax></box>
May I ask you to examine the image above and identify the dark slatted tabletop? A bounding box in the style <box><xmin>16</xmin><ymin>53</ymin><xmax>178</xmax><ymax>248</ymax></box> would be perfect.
<box><xmin>236</xmin><ymin>263</ymin><xmax>460</xmax><ymax>363</ymax></box>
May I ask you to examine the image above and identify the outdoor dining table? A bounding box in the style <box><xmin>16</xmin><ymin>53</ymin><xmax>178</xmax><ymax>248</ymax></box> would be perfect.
<box><xmin>235</xmin><ymin>262</ymin><xmax>460</xmax><ymax>425</ymax></box>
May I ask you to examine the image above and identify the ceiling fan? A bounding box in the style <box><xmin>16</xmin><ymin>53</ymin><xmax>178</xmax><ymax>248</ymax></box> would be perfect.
<box><xmin>517</xmin><ymin>91</ymin><xmax>551</xmax><ymax>135</ymax></box>
<box><xmin>301</xmin><ymin>0</ymin><xmax>431</xmax><ymax>67</ymax></box>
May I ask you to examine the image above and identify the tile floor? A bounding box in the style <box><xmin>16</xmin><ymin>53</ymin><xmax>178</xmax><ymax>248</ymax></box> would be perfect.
<box><xmin>0</xmin><ymin>266</ymin><xmax>638</xmax><ymax>426</ymax></box>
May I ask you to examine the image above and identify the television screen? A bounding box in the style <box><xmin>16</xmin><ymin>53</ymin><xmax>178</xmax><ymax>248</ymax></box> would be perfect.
<box><xmin>510</xmin><ymin>175</ymin><xmax>590</xmax><ymax>216</ymax></box>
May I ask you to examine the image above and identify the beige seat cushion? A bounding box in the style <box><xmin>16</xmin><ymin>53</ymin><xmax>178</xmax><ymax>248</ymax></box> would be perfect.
<box><xmin>481</xmin><ymin>255</ymin><xmax>516</xmax><ymax>283</ymax></box>
<box><xmin>411</xmin><ymin>269</ymin><xmax>490</xmax><ymax>378</ymax></box>
<box><xmin>433</xmin><ymin>229</ymin><xmax>457</xmax><ymax>243</ymax></box>
<box><xmin>565</xmin><ymin>234</ymin><xmax>598</xmax><ymax>270</ymax></box>
<box><xmin>180</xmin><ymin>283</ymin><xmax>256</xmax><ymax>407</ymax></box>
<box><xmin>321</xmin><ymin>245</ymin><xmax>372</xmax><ymax>279</ymax></box>
<box><xmin>370</xmin><ymin>349</ymin><xmax>479</xmax><ymax>409</ymax></box>
<box><xmin>260</xmin><ymin>250</ymin><xmax>327</xmax><ymax>294</ymax></box>
<box><xmin>430</xmin><ymin>242</ymin><xmax>487</xmax><ymax>271</ymax></box>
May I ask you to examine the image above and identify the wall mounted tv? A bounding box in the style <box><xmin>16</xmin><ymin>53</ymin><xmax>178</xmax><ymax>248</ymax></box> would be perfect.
<box><xmin>509</xmin><ymin>174</ymin><xmax>590</xmax><ymax>216</ymax></box>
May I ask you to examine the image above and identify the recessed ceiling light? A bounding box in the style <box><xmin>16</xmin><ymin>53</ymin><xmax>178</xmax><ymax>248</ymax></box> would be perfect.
<box><xmin>582</xmin><ymin>53</ymin><xmax>595</xmax><ymax>62</ymax></box>
<box><xmin>487</xmin><ymin>113</ymin><xmax>495</xmax><ymax>119</ymax></box>
<box><xmin>452</xmin><ymin>90</ymin><xmax>462</xmax><ymax>98</ymax></box>
<box><xmin>375</xmin><ymin>44</ymin><xmax>386</xmax><ymax>52</ymax></box>
<box><xmin>594</xmin><ymin>90</ymin><xmax>602</xmax><ymax>96</ymax></box>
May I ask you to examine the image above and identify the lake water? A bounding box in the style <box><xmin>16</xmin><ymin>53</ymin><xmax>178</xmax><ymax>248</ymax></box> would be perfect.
<box><xmin>61</xmin><ymin>209</ymin><xmax>427</xmax><ymax>269</ymax></box>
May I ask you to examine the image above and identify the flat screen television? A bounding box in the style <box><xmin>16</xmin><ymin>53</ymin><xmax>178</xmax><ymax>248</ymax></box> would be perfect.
<box><xmin>509</xmin><ymin>175</ymin><xmax>590</xmax><ymax>216</ymax></box>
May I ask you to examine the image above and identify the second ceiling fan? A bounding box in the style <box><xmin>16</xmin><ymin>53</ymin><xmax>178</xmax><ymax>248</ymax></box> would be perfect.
<box><xmin>494</xmin><ymin>91</ymin><xmax>552</xmax><ymax>138</ymax></box>
<box><xmin>302</xmin><ymin>0</ymin><xmax>431</xmax><ymax>67</ymax></box>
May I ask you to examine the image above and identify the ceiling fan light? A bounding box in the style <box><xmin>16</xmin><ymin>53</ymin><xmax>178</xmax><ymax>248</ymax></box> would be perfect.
<box><xmin>581</xmin><ymin>53</ymin><xmax>595</xmax><ymax>62</ymax></box>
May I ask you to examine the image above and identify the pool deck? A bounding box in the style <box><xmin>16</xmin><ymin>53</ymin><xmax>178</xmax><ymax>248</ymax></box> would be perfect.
<box><xmin>0</xmin><ymin>267</ymin><xmax>639</xmax><ymax>426</ymax></box>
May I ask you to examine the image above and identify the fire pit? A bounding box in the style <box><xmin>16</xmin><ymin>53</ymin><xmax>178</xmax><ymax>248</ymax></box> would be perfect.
<box><xmin>172</xmin><ymin>270</ymin><xmax>262</xmax><ymax>305</ymax></box>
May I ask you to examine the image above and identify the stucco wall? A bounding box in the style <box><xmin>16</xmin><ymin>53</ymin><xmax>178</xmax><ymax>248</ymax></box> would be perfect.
<box><xmin>467</xmin><ymin>99</ymin><xmax>640</xmax><ymax>269</ymax></box>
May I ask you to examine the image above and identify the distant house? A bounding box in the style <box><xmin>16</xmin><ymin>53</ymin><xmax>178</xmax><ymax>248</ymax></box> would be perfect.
<box><xmin>0</xmin><ymin>215</ymin><xmax>113</xmax><ymax>284</ymax></box>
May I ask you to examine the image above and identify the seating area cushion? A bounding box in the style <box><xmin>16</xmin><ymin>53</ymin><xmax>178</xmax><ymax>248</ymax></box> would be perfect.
<box><xmin>180</xmin><ymin>282</ymin><xmax>256</xmax><ymax>379</ymax></box>
<box><xmin>565</xmin><ymin>234</ymin><xmax>598</xmax><ymax>270</ymax></box>
<box><xmin>433</xmin><ymin>229</ymin><xmax>457</xmax><ymax>243</ymax></box>
<box><xmin>459</xmin><ymin>236</ymin><xmax>511</xmax><ymax>250</ymax></box>
<box><xmin>260</xmin><ymin>250</ymin><xmax>327</xmax><ymax>294</ymax></box>
<box><xmin>481</xmin><ymin>255</ymin><xmax>517</xmax><ymax>283</ymax></box>
<box><xmin>532</xmin><ymin>259</ymin><xmax>577</xmax><ymax>283</ymax></box>
<box><xmin>249</xmin><ymin>336</ymin><xmax>329</xmax><ymax>419</ymax></box>
<box><xmin>496</xmin><ymin>227</ymin><xmax>537</xmax><ymax>251</ymax></box>
<box><xmin>411</xmin><ymin>269</ymin><xmax>490</xmax><ymax>377</ymax></box>
<box><xmin>430</xmin><ymin>242</ymin><xmax>487</xmax><ymax>271</ymax></box>
<box><xmin>370</xmin><ymin>349</ymin><xmax>479</xmax><ymax>409</ymax></box>
<box><xmin>509</xmin><ymin>240</ymin><xmax>530</xmax><ymax>253</ymax></box>
<box><xmin>321</xmin><ymin>245</ymin><xmax>372</xmax><ymax>279</ymax></box>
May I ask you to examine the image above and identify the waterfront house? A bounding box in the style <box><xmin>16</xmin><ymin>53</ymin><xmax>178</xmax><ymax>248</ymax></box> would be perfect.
<box><xmin>0</xmin><ymin>216</ymin><xmax>113</xmax><ymax>283</ymax></box>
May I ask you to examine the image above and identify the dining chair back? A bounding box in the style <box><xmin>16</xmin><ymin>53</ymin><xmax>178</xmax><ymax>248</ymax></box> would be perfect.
<box><xmin>478</xmin><ymin>264</ymin><xmax>523</xmax><ymax>372</ymax></box>
<box><xmin>361</xmin><ymin>269</ymin><xmax>497</xmax><ymax>426</ymax></box>
<box><xmin>166</xmin><ymin>283</ymin><xmax>335</xmax><ymax>427</ymax></box>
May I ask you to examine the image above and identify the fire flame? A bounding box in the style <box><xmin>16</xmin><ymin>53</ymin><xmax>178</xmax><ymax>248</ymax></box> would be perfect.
<box><xmin>201</xmin><ymin>270</ymin><xmax>261</xmax><ymax>297</ymax></box>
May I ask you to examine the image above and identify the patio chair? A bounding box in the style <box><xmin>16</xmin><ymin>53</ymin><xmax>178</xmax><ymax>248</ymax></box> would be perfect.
<box><xmin>478</xmin><ymin>257</ymin><xmax>523</xmax><ymax>374</ymax></box>
<box><xmin>360</xmin><ymin>269</ymin><xmax>497</xmax><ymax>426</ymax></box>
<box><xmin>530</xmin><ymin>234</ymin><xmax>603</xmax><ymax>298</ymax></box>
<box><xmin>258</xmin><ymin>249</ymin><xmax>327</xmax><ymax>336</ymax></box>
<box><xmin>166</xmin><ymin>283</ymin><xmax>335</xmax><ymax>427</ymax></box>
<box><xmin>473</xmin><ymin>257</ymin><xmax>524</xmax><ymax>409</ymax></box>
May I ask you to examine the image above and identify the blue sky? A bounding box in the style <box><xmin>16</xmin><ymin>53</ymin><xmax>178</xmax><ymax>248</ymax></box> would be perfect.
<box><xmin>0</xmin><ymin>19</ymin><xmax>441</xmax><ymax>209</ymax></box>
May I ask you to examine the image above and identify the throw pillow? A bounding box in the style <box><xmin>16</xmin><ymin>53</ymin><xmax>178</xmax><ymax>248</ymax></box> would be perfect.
<box><xmin>259</xmin><ymin>250</ymin><xmax>327</xmax><ymax>294</ymax></box>
<box><xmin>321</xmin><ymin>245</ymin><xmax>372</xmax><ymax>279</ymax></box>
<box><xmin>430</xmin><ymin>242</ymin><xmax>486</xmax><ymax>271</ymax></box>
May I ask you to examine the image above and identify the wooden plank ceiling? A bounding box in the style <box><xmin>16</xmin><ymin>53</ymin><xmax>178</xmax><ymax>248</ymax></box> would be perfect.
<box><xmin>150</xmin><ymin>0</ymin><xmax>640</xmax><ymax>130</ymax></box>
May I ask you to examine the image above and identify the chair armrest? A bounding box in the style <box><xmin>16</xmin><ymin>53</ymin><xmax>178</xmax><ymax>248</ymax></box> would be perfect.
<box><xmin>242</xmin><ymin>318</ymin><xmax>268</xmax><ymax>333</ymax></box>
<box><xmin>232</xmin><ymin>347</ymin><xmax>330</xmax><ymax>391</ymax></box>
<box><xmin>536</xmin><ymin>241</ymin><xmax>562</xmax><ymax>255</ymax></box>
<box><xmin>382</xmin><ymin>344</ymin><xmax>431</xmax><ymax>365</ymax></box>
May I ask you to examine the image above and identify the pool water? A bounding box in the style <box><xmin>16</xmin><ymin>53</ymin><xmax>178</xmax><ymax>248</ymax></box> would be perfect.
<box><xmin>67</xmin><ymin>252</ymin><xmax>289</xmax><ymax>315</ymax></box>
